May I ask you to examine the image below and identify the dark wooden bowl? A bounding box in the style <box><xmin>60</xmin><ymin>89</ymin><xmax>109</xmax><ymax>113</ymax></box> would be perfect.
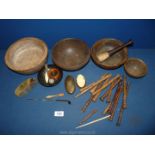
<box><xmin>5</xmin><ymin>37</ymin><xmax>48</xmax><ymax>74</ymax></box>
<box><xmin>91</xmin><ymin>38</ymin><xmax>128</xmax><ymax>69</ymax></box>
<box><xmin>52</xmin><ymin>38</ymin><xmax>90</xmax><ymax>70</ymax></box>
<box><xmin>124</xmin><ymin>58</ymin><xmax>147</xmax><ymax>78</ymax></box>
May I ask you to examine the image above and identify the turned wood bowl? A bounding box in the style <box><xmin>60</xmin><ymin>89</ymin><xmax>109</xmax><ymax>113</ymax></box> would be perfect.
<box><xmin>91</xmin><ymin>38</ymin><xmax>128</xmax><ymax>69</ymax></box>
<box><xmin>52</xmin><ymin>38</ymin><xmax>90</xmax><ymax>70</ymax></box>
<box><xmin>124</xmin><ymin>58</ymin><xmax>147</xmax><ymax>78</ymax></box>
<box><xmin>5</xmin><ymin>37</ymin><xmax>48</xmax><ymax>74</ymax></box>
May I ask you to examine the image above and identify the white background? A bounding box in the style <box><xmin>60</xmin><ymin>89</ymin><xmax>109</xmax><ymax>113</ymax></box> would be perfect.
<box><xmin>0</xmin><ymin>0</ymin><xmax>155</xmax><ymax>155</ymax></box>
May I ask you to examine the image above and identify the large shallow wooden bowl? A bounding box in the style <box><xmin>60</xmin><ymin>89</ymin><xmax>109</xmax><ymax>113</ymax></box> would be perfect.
<box><xmin>124</xmin><ymin>58</ymin><xmax>147</xmax><ymax>78</ymax></box>
<box><xmin>91</xmin><ymin>38</ymin><xmax>128</xmax><ymax>69</ymax></box>
<box><xmin>52</xmin><ymin>38</ymin><xmax>90</xmax><ymax>70</ymax></box>
<box><xmin>5</xmin><ymin>37</ymin><xmax>48</xmax><ymax>74</ymax></box>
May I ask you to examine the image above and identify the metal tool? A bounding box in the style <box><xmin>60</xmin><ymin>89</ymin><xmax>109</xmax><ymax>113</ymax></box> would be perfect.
<box><xmin>75</xmin><ymin>115</ymin><xmax>111</xmax><ymax>129</ymax></box>
<box><xmin>26</xmin><ymin>98</ymin><xmax>71</xmax><ymax>104</ymax></box>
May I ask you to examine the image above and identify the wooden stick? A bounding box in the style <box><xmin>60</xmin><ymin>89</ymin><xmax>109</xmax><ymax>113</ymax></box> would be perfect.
<box><xmin>81</xmin><ymin>96</ymin><xmax>93</xmax><ymax>112</ymax></box>
<box><xmin>79</xmin><ymin>109</ymin><xmax>98</xmax><ymax>125</ymax></box>
<box><xmin>92</xmin><ymin>79</ymin><xmax>109</xmax><ymax>102</ymax></box>
<box><xmin>93</xmin><ymin>74</ymin><xmax>121</xmax><ymax>96</ymax></box>
<box><xmin>90</xmin><ymin>75</ymin><xmax>110</xmax><ymax>94</ymax></box>
<box><xmin>80</xmin><ymin>73</ymin><xmax>109</xmax><ymax>92</ymax></box>
<box><xmin>100</xmin><ymin>88</ymin><xmax>110</xmax><ymax>102</ymax></box>
<box><xmin>102</xmin><ymin>103</ymin><xmax>111</xmax><ymax>114</ymax></box>
<box><xmin>90</xmin><ymin>84</ymin><xmax>98</xmax><ymax>94</ymax></box>
<box><xmin>109</xmin><ymin>81</ymin><xmax>123</xmax><ymax>120</ymax></box>
<box><xmin>122</xmin><ymin>75</ymin><xmax>128</xmax><ymax>109</ymax></box>
<box><xmin>75</xmin><ymin>74</ymin><xmax>112</xmax><ymax>98</ymax></box>
<box><xmin>102</xmin><ymin>80</ymin><xmax>122</xmax><ymax>115</ymax></box>
<box><xmin>116</xmin><ymin>103</ymin><xmax>124</xmax><ymax>126</ymax></box>
<box><xmin>106</xmin><ymin>76</ymin><xmax>122</xmax><ymax>103</ymax></box>
<box><xmin>80</xmin><ymin>82</ymin><xmax>96</xmax><ymax>92</ymax></box>
<box><xmin>116</xmin><ymin>76</ymin><xmax>130</xmax><ymax>126</ymax></box>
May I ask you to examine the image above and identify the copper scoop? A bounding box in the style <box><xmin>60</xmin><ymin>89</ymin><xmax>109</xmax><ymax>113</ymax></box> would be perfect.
<box><xmin>97</xmin><ymin>40</ymin><xmax>133</xmax><ymax>62</ymax></box>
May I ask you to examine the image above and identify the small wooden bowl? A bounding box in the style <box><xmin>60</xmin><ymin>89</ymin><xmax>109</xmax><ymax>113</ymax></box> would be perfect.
<box><xmin>124</xmin><ymin>58</ymin><xmax>147</xmax><ymax>78</ymax></box>
<box><xmin>5</xmin><ymin>37</ymin><xmax>48</xmax><ymax>74</ymax></box>
<box><xmin>91</xmin><ymin>38</ymin><xmax>128</xmax><ymax>69</ymax></box>
<box><xmin>52</xmin><ymin>38</ymin><xmax>90</xmax><ymax>70</ymax></box>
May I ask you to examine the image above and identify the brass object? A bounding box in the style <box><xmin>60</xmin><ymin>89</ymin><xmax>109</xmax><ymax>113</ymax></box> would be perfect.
<box><xmin>65</xmin><ymin>75</ymin><xmax>76</xmax><ymax>94</ymax></box>
<box><xmin>5</xmin><ymin>37</ymin><xmax>48</xmax><ymax>74</ymax></box>
<box><xmin>52</xmin><ymin>38</ymin><xmax>90</xmax><ymax>70</ymax></box>
<box><xmin>124</xmin><ymin>58</ymin><xmax>147</xmax><ymax>78</ymax></box>
<box><xmin>38</xmin><ymin>64</ymin><xmax>63</xmax><ymax>87</ymax></box>
<box><xmin>91</xmin><ymin>38</ymin><xmax>128</xmax><ymax>69</ymax></box>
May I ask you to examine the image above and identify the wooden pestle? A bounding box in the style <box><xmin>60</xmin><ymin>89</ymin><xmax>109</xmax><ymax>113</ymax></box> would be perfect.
<box><xmin>97</xmin><ymin>40</ymin><xmax>133</xmax><ymax>62</ymax></box>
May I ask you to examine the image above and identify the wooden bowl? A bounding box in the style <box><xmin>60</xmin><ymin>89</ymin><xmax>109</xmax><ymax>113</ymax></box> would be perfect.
<box><xmin>52</xmin><ymin>38</ymin><xmax>90</xmax><ymax>70</ymax></box>
<box><xmin>91</xmin><ymin>38</ymin><xmax>128</xmax><ymax>69</ymax></box>
<box><xmin>5</xmin><ymin>37</ymin><xmax>48</xmax><ymax>74</ymax></box>
<box><xmin>124</xmin><ymin>58</ymin><xmax>147</xmax><ymax>78</ymax></box>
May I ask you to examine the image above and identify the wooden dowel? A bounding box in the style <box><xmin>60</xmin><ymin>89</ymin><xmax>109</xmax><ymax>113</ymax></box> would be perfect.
<box><xmin>116</xmin><ymin>106</ymin><xmax>124</xmax><ymax>126</ymax></box>
<box><xmin>80</xmin><ymin>73</ymin><xmax>109</xmax><ymax>92</ymax></box>
<box><xmin>93</xmin><ymin>74</ymin><xmax>121</xmax><ymax>96</ymax></box>
<box><xmin>76</xmin><ymin>74</ymin><xmax>112</xmax><ymax>98</ymax></box>
<box><xmin>80</xmin><ymin>82</ymin><xmax>96</xmax><ymax>92</ymax></box>
<box><xmin>79</xmin><ymin>109</ymin><xmax>98</xmax><ymax>125</ymax></box>
<box><xmin>102</xmin><ymin>103</ymin><xmax>111</xmax><ymax>115</ymax></box>
<box><xmin>102</xmin><ymin>80</ymin><xmax>122</xmax><ymax>115</ymax></box>
<box><xmin>106</xmin><ymin>76</ymin><xmax>122</xmax><ymax>103</ymax></box>
<box><xmin>92</xmin><ymin>79</ymin><xmax>109</xmax><ymax>102</ymax></box>
<box><xmin>100</xmin><ymin>90</ymin><xmax>109</xmax><ymax>102</ymax></box>
<box><xmin>122</xmin><ymin>75</ymin><xmax>128</xmax><ymax>109</ymax></box>
<box><xmin>109</xmin><ymin>81</ymin><xmax>123</xmax><ymax>120</ymax></box>
<box><xmin>116</xmin><ymin>76</ymin><xmax>130</xmax><ymax>126</ymax></box>
<box><xmin>81</xmin><ymin>96</ymin><xmax>93</xmax><ymax>112</ymax></box>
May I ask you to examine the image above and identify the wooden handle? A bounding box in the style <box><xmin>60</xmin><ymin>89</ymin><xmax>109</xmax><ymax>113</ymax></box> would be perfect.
<box><xmin>97</xmin><ymin>40</ymin><xmax>133</xmax><ymax>62</ymax></box>
<box><xmin>109</xmin><ymin>39</ymin><xmax>133</xmax><ymax>56</ymax></box>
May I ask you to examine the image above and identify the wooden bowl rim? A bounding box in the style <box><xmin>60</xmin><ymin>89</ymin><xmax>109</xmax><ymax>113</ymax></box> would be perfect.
<box><xmin>124</xmin><ymin>57</ymin><xmax>148</xmax><ymax>78</ymax></box>
<box><xmin>52</xmin><ymin>38</ymin><xmax>90</xmax><ymax>70</ymax></box>
<box><xmin>5</xmin><ymin>37</ymin><xmax>48</xmax><ymax>73</ymax></box>
<box><xmin>91</xmin><ymin>38</ymin><xmax>128</xmax><ymax>69</ymax></box>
